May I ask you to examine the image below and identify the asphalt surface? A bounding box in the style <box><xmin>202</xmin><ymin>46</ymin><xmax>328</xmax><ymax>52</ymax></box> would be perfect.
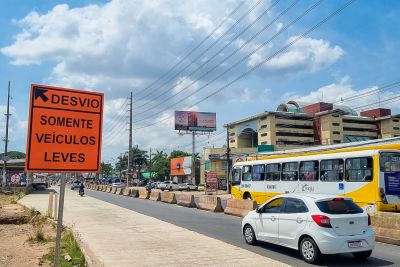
<box><xmin>85</xmin><ymin>189</ymin><xmax>400</xmax><ymax>267</ymax></box>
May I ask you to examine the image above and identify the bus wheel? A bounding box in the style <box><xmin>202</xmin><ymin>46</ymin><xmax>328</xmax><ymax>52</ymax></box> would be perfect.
<box><xmin>243</xmin><ymin>192</ymin><xmax>252</xmax><ymax>200</ymax></box>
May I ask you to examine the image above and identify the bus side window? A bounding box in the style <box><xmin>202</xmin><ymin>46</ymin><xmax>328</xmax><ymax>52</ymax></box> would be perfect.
<box><xmin>231</xmin><ymin>168</ymin><xmax>241</xmax><ymax>185</ymax></box>
<box><xmin>242</xmin><ymin>166</ymin><xmax>252</xmax><ymax>182</ymax></box>
<box><xmin>320</xmin><ymin>159</ymin><xmax>343</xmax><ymax>181</ymax></box>
<box><xmin>345</xmin><ymin>157</ymin><xmax>373</xmax><ymax>182</ymax></box>
<box><xmin>282</xmin><ymin>162</ymin><xmax>298</xmax><ymax>181</ymax></box>
<box><xmin>299</xmin><ymin>161</ymin><xmax>319</xmax><ymax>181</ymax></box>
<box><xmin>266</xmin><ymin>163</ymin><xmax>280</xmax><ymax>181</ymax></box>
<box><xmin>252</xmin><ymin>164</ymin><xmax>265</xmax><ymax>181</ymax></box>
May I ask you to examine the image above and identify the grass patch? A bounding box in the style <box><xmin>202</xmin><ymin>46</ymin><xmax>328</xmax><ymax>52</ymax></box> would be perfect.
<box><xmin>27</xmin><ymin>210</ymin><xmax>55</xmax><ymax>243</ymax></box>
<box><xmin>28</xmin><ymin>225</ymin><xmax>47</xmax><ymax>243</ymax></box>
<box><xmin>43</xmin><ymin>229</ymin><xmax>86</xmax><ymax>267</ymax></box>
<box><xmin>9</xmin><ymin>192</ymin><xmax>26</xmax><ymax>204</ymax></box>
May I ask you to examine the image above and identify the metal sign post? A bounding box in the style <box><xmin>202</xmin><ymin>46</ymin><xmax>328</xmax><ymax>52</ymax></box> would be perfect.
<box><xmin>54</xmin><ymin>173</ymin><xmax>66</xmax><ymax>267</ymax></box>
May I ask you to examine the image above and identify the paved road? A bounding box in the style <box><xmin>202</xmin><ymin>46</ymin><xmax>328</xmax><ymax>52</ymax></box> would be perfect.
<box><xmin>85</xmin><ymin>189</ymin><xmax>400</xmax><ymax>267</ymax></box>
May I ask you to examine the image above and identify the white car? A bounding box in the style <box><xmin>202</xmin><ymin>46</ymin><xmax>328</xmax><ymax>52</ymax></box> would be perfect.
<box><xmin>242</xmin><ymin>194</ymin><xmax>375</xmax><ymax>264</ymax></box>
<box><xmin>159</xmin><ymin>181</ymin><xmax>179</xmax><ymax>191</ymax></box>
<box><xmin>178</xmin><ymin>183</ymin><xmax>198</xmax><ymax>191</ymax></box>
<box><xmin>111</xmin><ymin>182</ymin><xmax>126</xmax><ymax>188</ymax></box>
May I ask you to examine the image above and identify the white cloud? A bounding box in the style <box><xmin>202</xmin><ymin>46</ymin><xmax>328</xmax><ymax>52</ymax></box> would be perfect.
<box><xmin>253</xmin><ymin>36</ymin><xmax>343</xmax><ymax>75</ymax></box>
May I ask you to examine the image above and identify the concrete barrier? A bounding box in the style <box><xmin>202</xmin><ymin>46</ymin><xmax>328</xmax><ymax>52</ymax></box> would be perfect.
<box><xmin>131</xmin><ymin>188</ymin><xmax>139</xmax><ymax>198</ymax></box>
<box><xmin>48</xmin><ymin>192</ymin><xmax>54</xmax><ymax>218</ymax></box>
<box><xmin>123</xmin><ymin>188</ymin><xmax>131</xmax><ymax>196</ymax></box>
<box><xmin>111</xmin><ymin>187</ymin><xmax>118</xmax><ymax>194</ymax></box>
<box><xmin>138</xmin><ymin>188</ymin><xmax>149</xmax><ymax>199</ymax></box>
<box><xmin>149</xmin><ymin>190</ymin><xmax>161</xmax><ymax>201</ymax></box>
<box><xmin>96</xmin><ymin>185</ymin><xmax>101</xmax><ymax>191</ymax></box>
<box><xmin>369</xmin><ymin>212</ymin><xmax>400</xmax><ymax>246</ymax></box>
<box><xmin>197</xmin><ymin>195</ymin><xmax>223</xmax><ymax>212</ymax></box>
<box><xmin>224</xmin><ymin>199</ymin><xmax>257</xmax><ymax>217</ymax></box>
<box><xmin>116</xmin><ymin>188</ymin><xmax>123</xmax><ymax>195</ymax></box>
<box><xmin>106</xmin><ymin>186</ymin><xmax>112</xmax><ymax>193</ymax></box>
<box><xmin>176</xmin><ymin>193</ymin><xmax>196</xmax><ymax>208</ymax></box>
<box><xmin>161</xmin><ymin>191</ymin><xmax>177</xmax><ymax>204</ymax></box>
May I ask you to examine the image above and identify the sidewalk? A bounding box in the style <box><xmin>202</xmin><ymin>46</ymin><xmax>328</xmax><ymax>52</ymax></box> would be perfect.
<box><xmin>19</xmin><ymin>187</ymin><xmax>289</xmax><ymax>267</ymax></box>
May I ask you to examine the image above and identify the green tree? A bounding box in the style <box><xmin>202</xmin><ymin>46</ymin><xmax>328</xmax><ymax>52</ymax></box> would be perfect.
<box><xmin>169</xmin><ymin>150</ymin><xmax>191</xmax><ymax>159</ymax></box>
<box><xmin>0</xmin><ymin>151</ymin><xmax>25</xmax><ymax>159</ymax></box>
<box><xmin>131</xmin><ymin>146</ymin><xmax>148</xmax><ymax>169</ymax></box>
<box><xmin>148</xmin><ymin>150</ymin><xmax>169</xmax><ymax>180</ymax></box>
<box><xmin>100</xmin><ymin>162</ymin><xmax>113</xmax><ymax>177</ymax></box>
<box><xmin>115</xmin><ymin>153</ymin><xmax>128</xmax><ymax>177</ymax></box>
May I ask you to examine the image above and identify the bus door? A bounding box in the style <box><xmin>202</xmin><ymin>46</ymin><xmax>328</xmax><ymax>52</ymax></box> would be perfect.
<box><xmin>239</xmin><ymin>165</ymin><xmax>253</xmax><ymax>196</ymax></box>
<box><xmin>231</xmin><ymin>167</ymin><xmax>242</xmax><ymax>198</ymax></box>
<box><xmin>379</xmin><ymin>152</ymin><xmax>400</xmax><ymax>209</ymax></box>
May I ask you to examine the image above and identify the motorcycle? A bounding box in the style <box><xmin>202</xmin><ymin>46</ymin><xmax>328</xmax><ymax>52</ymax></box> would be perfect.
<box><xmin>79</xmin><ymin>188</ymin><xmax>84</xmax><ymax>197</ymax></box>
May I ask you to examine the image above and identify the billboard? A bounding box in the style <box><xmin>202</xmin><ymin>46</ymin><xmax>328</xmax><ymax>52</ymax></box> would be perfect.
<box><xmin>170</xmin><ymin>157</ymin><xmax>192</xmax><ymax>176</ymax></box>
<box><xmin>175</xmin><ymin>111</ymin><xmax>216</xmax><ymax>132</ymax></box>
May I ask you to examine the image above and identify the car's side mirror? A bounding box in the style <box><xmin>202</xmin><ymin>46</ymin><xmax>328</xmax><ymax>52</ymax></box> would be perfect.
<box><xmin>256</xmin><ymin>207</ymin><xmax>262</xmax><ymax>213</ymax></box>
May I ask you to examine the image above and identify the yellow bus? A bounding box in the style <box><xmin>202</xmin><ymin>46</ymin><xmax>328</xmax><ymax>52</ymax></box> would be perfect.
<box><xmin>231</xmin><ymin>142</ymin><xmax>400</xmax><ymax>212</ymax></box>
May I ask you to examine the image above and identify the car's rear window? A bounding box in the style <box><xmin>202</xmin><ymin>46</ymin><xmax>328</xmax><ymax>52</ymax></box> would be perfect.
<box><xmin>316</xmin><ymin>199</ymin><xmax>363</xmax><ymax>214</ymax></box>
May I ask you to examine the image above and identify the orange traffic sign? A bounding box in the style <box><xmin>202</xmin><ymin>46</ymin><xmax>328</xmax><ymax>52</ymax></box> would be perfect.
<box><xmin>25</xmin><ymin>84</ymin><xmax>104</xmax><ymax>173</ymax></box>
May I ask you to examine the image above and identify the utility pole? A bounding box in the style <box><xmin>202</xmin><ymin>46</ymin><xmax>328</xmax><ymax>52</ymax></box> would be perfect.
<box><xmin>128</xmin><ymin>92</ymin><xmax>133</xmax><ymax>186</ymax></box>
<box><xmin>2</xmin><ymin>81</ymin><xmax>11</xmax><ymax>187</ymax></box>
<box><xmin>192</xmin><ymin>131</ymin><xmax>196</xmax><ymax>184</ymax></box>
<box><xmin>226</xmin><ymin>126</ymin><xmax>231</xmax><ymax>194</ymax></box>
<box><xmin>149</xmin><ymin>147</ymin><xmax>152</xmax><ymax>181</ymax></box>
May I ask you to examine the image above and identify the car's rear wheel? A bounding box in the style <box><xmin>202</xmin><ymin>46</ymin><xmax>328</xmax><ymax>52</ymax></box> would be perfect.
<box><xmin>299</xmin><ymin>237</ymin><xmax>321</xmax><ymax>264</ymax></box>
<box><xmin>243</xmin><ymin>225</ymin><xmax>257</xmax><ymax>245</ymax></box>
<box><xmin>352</xmin><ymin>250</ymin><xmax>372</xmax><ymax>260</ymax></box>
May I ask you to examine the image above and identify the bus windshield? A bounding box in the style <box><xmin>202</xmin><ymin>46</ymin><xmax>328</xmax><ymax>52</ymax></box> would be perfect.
<box><xmin>380</xmin><ymin>152</ymin><xmax>400</xmax><ymax>172</ymax></box>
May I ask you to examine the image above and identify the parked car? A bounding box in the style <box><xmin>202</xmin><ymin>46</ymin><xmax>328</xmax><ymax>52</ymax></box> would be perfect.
<box><xmin>70</xmin><ymin>181</ymin><xmax>83</xmax><ymax>190</ymax></box>
<box><xmin>197</xmin><ymin>184</ymin><xmax>205</xmax><ymax>191</ymax></box>
<box><xmin>150</xmin><ymin>182</ymin><xmax>162</xmax><ymax>189</ymax></box>
<box><xmin>159</xmin><ymin>181</ymin><xmax>179</xmax><ymax>191</ymax></box>
<box><xmin>178</xmin><ymin>183</ymin><xmax>197</xmax><ymax>191</ymax></box>
<box><xmin>111</xmin><ymin>182</ymin><xmax>126</xmax><ymax>188</ymax></box>
<box><xmin>242</xmin><ymin>194</ymin><xmax>375</xmax><ymax>264</ymax></box>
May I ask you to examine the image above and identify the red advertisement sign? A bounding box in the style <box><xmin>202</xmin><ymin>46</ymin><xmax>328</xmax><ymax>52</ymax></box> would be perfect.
<box><xmin>206</xmin><ymin>171</ymin><xmax>218</xmax><ymax>193</ymax></box>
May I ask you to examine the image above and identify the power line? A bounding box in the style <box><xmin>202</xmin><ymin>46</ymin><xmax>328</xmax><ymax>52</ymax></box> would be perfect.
<box><xmin>353</xmin><ymin>94</ymin><xmax>400</xmax><ymax>110</ymax></box>
<box><xmin>132</xmin><ymin>0</ymin><xmax>356</xmax><ymax>130</ymax></box>
<box><xmin>133</xmin><ymin>0</ymin><xmax>249</xmax><ymax>102</ymax></box>
<box><xmin>133</xmin><ymin>0</ymin><xmax>327</xmax><ymax>123</ymax></box>
<box><xmin>134</xmin><ymin>0</ymin><xmax>285</xmax><ymax>112</ymax></box>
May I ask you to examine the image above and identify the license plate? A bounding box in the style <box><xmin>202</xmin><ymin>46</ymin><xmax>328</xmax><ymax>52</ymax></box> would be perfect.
<box><xmin>348</xmin><ymin>241</ymin><xmax>362</xmax><ymax>248</ymax></box>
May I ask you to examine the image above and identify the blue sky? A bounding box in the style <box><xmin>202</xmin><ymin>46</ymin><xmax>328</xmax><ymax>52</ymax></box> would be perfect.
<box><xmin>1</xmin><ymin>0</ymin><xmax>399</xmax><ymax>163</ymax></box>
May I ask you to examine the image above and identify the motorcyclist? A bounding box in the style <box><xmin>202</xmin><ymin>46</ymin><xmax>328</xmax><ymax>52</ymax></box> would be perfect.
<box><xmin>79</xmin><ymin>183</ymin><xmax>85</xmax><ymax>195</ymax></box>
<box><xmin>145</xmin><ymin>182</ymin><xmax>153</xmax><ymax>193</ymax></box>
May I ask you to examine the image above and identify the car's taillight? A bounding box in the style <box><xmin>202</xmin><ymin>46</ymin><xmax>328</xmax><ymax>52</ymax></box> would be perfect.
<box><xmin>367</xmin><ymin>213</ymin><xmax>371</xmax><ymax>226</ymax></box>
<box><xmin>311</xmin><ymin>215</ymin><xmax>332</xmax><ymax>228</ymax></box>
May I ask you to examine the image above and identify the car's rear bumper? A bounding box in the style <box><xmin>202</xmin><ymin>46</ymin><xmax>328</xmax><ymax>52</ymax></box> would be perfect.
<box><xmin>314</xmin><ymin>227</ymin><xmax>375</xmax><ymax>254</ymax></box>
